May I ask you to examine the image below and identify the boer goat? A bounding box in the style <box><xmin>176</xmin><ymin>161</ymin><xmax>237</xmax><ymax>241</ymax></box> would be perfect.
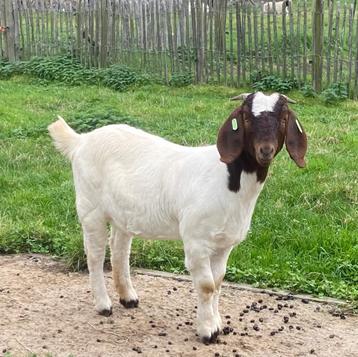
<box><xmin>263</xmin><ymin>0</ymin><xmax>291</xmax><ymax>14</ymax></box>
<box><xmin>48</xmin><ymin>92</ymin><xmax>307</xmax><ymax>343</ymax></box>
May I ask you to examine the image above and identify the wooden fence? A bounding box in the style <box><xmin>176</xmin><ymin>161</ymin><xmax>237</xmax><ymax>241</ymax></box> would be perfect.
<box><xmin>1</xmin><ymin>0</ymin><xmax>358</xmax><ymax>97</ymax></box>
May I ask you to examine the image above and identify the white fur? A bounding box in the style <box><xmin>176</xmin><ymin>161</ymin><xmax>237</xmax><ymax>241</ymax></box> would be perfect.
<box><xmin>48</xmin><ymin>120</ymin><xmax>265</xmax><ymax>341</ymax></box>
<box><xmin>252</xmin><ymin>91</ymin><xmax>280</xmax><ymax>117</ymax></box>
<box><xmin>263</xmin><ymin>1</ymin><xmax>290</xmax><ymax>15</ymax></box>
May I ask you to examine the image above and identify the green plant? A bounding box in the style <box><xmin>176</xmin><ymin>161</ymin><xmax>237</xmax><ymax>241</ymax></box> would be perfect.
<box><xmin>252</xmin><ymin>74</ymin><xmax>298</xmax><ymax>92</ymax></box>
<box><xmin>300</xmin><ymin>84</ymin><xmax>316</xmax><ymax>98</ymax></box>
<box><xmin>320</xmin><ymin>82</ymin><xmax>348</xmax><ymax>104</ymax></box>
<box><xmin>23</xmin><ymin>56</ymin><xmax>100</xmax><ymax>85</ymax></box>
<box><xmin>101</xmin><ymin>64</ymin><xmax>139</xmax><ymax>91</ymax></box>
<box><xmin>169</xmin><ymin>72</ymin><xmax>193</xmax><ymax>87</ymax></box>
<box><xmin>0</xmin><ymin>60</ymin><xmax>24</xmax><ymax>79</ymax></box>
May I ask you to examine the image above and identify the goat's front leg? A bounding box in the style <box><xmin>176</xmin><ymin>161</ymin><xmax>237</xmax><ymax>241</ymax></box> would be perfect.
<box><xmin>210</xmin><ymin>248</ymin><xmax>232</xmax><ymax>332</ymax></box>
<box><xmin>184</xmin><ymin>245</ymin><xmax>219</xmax><ymax>343</ymax></box>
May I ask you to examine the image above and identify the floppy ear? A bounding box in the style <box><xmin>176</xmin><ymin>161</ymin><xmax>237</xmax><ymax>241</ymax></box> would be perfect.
<box><xmin>285</xmin><ymin>110</ymin><xmax>307</xmax><ymax>168</ymax></box>
<box><xmin>217</xmin><ymin>108</ymin><xmax>245</xmax><ymax>164</ymax></box>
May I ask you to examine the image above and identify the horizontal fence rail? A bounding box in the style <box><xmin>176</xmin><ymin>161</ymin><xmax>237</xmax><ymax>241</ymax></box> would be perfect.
<box><xmin>1</xmin><ymin>0</ymin><xmax>358</xmax><ymax>97</ymax></box>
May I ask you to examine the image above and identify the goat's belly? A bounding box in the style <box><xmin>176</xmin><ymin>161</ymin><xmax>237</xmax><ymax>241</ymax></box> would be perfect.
<box><xmin>110</xmin><ymin>215</ymin><xmax>181</xmax><ymax>240</ymax></box>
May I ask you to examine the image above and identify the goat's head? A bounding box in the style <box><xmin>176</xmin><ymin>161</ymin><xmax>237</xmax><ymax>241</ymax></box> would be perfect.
<box><xmin>217</xmin><ymin>92</ymin><xmax>307</xmax><ymax>168</ymax></box>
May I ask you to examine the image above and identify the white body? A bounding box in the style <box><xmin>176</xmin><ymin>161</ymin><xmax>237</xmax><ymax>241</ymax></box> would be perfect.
<box><xmin>263</xmin><ymin>1</ymin><xmax>289</xmax><ymax>14</ymax></box>
<box><xmin>48</xmin><ymin>119</ymin><xmax>264</xmax><ymax>340</ymax></box>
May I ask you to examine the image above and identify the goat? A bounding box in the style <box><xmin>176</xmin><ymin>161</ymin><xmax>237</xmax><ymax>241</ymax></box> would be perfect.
<box><xmin>263</xmin><ymin>0</ymin><xmax>290</xmax><ymax>14</ymax></box>
<box><xmin>48</xmin><ymin>92</ymin><xmax>307</xmax><ymax>343</ymax></box>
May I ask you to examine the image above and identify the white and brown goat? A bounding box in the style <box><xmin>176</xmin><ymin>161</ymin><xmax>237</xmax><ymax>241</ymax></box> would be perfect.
<box><xmin>48</xmin><ymin>92</ymin><xmax>307</xmax><ymax>343</ymax></box>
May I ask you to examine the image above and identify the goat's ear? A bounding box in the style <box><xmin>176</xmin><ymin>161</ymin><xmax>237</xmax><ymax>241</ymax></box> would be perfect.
<box><xmin>285</xmin><ymin>110</ymin><xmax>307</xmax><ymax>168</ymax></box>
<box><xmin>217</xmin><ymin>108</ymin><xmax>245</xmax><ymax>164</ymax></box>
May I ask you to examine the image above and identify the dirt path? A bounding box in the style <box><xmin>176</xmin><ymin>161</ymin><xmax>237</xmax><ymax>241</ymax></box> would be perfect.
<box><xmin>0</xmin><ymin>255</ymin><xmax>357</xmax><ymax>357</ymax></box>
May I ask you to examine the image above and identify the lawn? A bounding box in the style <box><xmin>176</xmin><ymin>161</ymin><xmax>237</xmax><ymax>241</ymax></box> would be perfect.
<box><xmin>0</xmin><ymin>77</ymin><xmax>357</xmax><ymax>301</ymax></box>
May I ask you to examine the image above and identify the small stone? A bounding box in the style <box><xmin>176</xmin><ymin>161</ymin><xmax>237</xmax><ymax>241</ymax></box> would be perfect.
<box><xmin>310</xmin><ymin>349</ymin><xmax>315</xmax><ymax>354</ymax></box>
<box><xmin>296</xmin><ymin>326</ymin><xmax>301</xmax><ymax>331</ymax></box>
<box><xmin>193</xmin><ymin>346</ymin><xmax>197</xmax><ymax>351</ymax></box>
<box><xmin>301</xmin><ymin>298</ymin><xmax>309</xmax><ymax>304</ymax></box>
<box><xmin>270</xmin><ymin>331</ymin><xmax>276</xmax><ymax>336</ymax></box>
<box><xmin>214</xmin><ymin>353</ymin><xmax>220</xmax><ymax>357</ymax></box>
<box><xmin>258</xmin><ymin>299</ymin><xmax>263</xmax><ymax>303</ymax></box>
<box><xmin>173</xmin><ymin>287</ymin><xmax>177</xmax><ymax>291</ymax></box>
<box><xmin>253</xmin><ymin>324</ymin><xmax>259</xmax><ymax>331</ymax></box>
<box><xmin>283</xmin><ymin>316</ymin><xmax>289</xmax><ymax>323</ymax></box>
<box><xmin>167</xmin><ymin>291</ymin><xmax>171</xmax><ymax>295</ymax></box>
<box><xmin>259</xmin><ymin>318</ymin><xmax>264</xmax><ymax>323</ymax></box>
<box><xmin>340</xmin><ymin>314</ymin><xmax>346</xmax><ymax>320</ymax></box>
<box><xmin>329</xmin><ymin>334</ymin><xmax>335</xmax><ymax>339</ymax></box>
<box><xmin>97</xmin><ymin>339</ymin><xmax>101</xmax><ymax>343</ymax></box>
<box><xmin>158</xmin><ymin>332</ymin><xmax>167</xmax><ymax>337</ymax></box>
<box><xmin>184</xmin><ymin>338</ymin><xmax>188</xmax><ymax>342</ymax></box>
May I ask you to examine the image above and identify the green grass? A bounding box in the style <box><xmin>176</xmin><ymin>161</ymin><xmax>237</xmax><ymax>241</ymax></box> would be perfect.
<box><xmin>0</xmin><ymin>77</ymin><xmax>357</xmax><ymax>301</ymax></box>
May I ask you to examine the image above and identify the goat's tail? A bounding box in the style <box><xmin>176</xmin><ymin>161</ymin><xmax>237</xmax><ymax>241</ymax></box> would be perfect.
<box><xmin>48</xmin><ymin>116</ymin><xmax>81</xmax><ymax>161</ymax></box>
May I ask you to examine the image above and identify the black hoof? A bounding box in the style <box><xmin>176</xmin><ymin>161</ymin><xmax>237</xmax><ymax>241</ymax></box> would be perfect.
<box><xmin>98</xmin><ymin>307</ymin><xmax>112</xmax><ymax>317</ymax></box>
<box><xmin>202</xmin><ymin>329</ymin><xmax>220</xmax><ymax>344</ymax></box>
<box><xmin>120</xmin><ymin>298</ymin><xmax>139</xmax><ymax>309</ymax></box>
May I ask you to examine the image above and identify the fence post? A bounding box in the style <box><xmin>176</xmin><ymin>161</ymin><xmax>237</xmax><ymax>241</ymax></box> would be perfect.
<box><xmin>2</xmin><ymin>0</ymin><xmax>17</xmax><ymax>61</ymax></box>
<box><xmin>312</xmin><ymin>0</ymin><xmax>324</xmax><ymax>92</ymax></box>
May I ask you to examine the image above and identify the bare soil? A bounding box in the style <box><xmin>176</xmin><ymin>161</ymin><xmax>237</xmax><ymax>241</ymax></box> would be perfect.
<box><xmin>0</xmin><ymin>254</ymin><xmax>357</xmax><ymax>357</ymax></box>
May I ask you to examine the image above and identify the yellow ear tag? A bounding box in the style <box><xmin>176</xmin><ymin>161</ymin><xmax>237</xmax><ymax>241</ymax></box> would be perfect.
<box><xmin>295</xmin><ymin>119</ymin><xmax>303</xmax><ymax>134</ymax></box>
<box><xmin>232</xmin><ymin>118</ymin><xmax>238</xmax><ymax>131</ymax></box>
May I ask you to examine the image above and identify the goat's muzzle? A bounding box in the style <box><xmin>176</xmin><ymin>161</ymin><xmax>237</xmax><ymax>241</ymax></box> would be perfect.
<box><xmin>256</xmin><ymin>144</ymin><xmax>275</xmax><ymax>167</ymax></box>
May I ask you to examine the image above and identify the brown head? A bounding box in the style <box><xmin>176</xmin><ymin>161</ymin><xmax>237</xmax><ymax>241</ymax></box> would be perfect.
<box><xmin>217</xmin><ymin>92</ymin><xmax>307</xmax><ymax>169</ymax></box>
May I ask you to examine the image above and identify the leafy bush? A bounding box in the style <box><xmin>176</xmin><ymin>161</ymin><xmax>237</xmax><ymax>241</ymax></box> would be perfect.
<box><xmin>300</xmin><ymin>84</ymin><xmax>316</xmax><ymax>98</ymax></box>
<box><xmin>69</xmin><ymin>112</ymin><xmax>141</xmax><ymax>132</ymax></box>
<box><xmin>250</xmin><ymin>70</ymin><xmax>299</xmax><ymax>92</ymax></box>
<box><xmin>320</xmin><ymin>82</ymin><xmax>348</xmax><ymax>104</ymax></box>
<box><xmin>253</xmin><ymin>75</ymin><xmax>298</xmax><ymax>92</ymax></box>
<box><xmin>101</xmin><ymin>64</ymin><xmax>139</xmax><ymax>91</ymax></box>
<box><xmin>169</xmin><ymin>72</ymin><xmax>193</xmax><ymax>87</ymax></box>
<box><xmin>1</xmin><ymin>56</ymin><xmax>149</xmax><ymax>91</ymax></box>
<box><xmin>23</xmin><ymin>56</ymin><xmax>100</xmax><ymax>85</ymax></box>
<box><xmin>0</xmin><ymin>60</ymin><xmax>24</xmax><ymax>78</ymax></box>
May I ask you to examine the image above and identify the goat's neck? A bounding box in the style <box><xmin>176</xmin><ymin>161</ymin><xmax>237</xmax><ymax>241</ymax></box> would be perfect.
<box><xmin>226</xmin><ymin>151</ymin><xmax>269</xmax><ymax>193</ymax></box>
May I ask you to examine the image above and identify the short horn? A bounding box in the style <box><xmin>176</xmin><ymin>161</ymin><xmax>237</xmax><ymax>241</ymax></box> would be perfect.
<box><xmin>230</xmin><ymin>93</ymin><xmax>251</xmax><ymax>101</ymax></box>
<box><xmin>281</xmin><ymin>94</ymin><xmax>297</xmax><ymax>104</ymax></box>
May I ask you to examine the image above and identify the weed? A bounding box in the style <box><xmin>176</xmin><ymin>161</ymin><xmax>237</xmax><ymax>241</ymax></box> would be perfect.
<box><xmin>320</xmin><ymin>82</ymin><xmax>348</xmax><ymax>104</ymax></box>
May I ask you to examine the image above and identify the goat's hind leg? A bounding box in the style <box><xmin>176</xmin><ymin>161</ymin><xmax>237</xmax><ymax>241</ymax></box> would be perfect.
<box><xmin>82</xmin><ymin>215</ymin><xmax>112</xmax><ymax>316</ymax></box>
<box><xmin>109</xmin><ymin>227</ymin><xmax>138</xmax><ymax>308</ymax></box>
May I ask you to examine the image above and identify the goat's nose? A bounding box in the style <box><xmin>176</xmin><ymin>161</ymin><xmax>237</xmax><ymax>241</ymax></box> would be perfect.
<box><xmin>259</xmin><ymin>146</ymin><xmax>274</xmax><ymax>159</ymax></box>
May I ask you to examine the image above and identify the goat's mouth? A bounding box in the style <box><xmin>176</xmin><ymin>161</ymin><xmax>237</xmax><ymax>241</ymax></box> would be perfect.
<box><xmin>257</xmin><ymin>157</ymin><xmax>273</xmax><ymax>167</ymax></box>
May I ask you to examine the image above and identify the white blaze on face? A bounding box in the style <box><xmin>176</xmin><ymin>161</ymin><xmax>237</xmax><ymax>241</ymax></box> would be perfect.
<box><xmin>252</xmin><ymin>92</ymin><xmax>280</xmax><ymax>117</ymax></box>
